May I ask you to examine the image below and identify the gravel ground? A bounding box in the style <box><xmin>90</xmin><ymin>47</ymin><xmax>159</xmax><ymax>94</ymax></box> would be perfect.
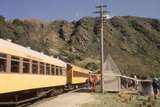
<box><xmin>29</xmin><ymin>89</ymin><xmax>95</xmax><ymax>107</ymax></box>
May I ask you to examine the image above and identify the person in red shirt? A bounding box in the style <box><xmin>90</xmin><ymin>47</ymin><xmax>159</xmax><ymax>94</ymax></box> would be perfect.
<box><xmin>91</xmin><ymin>75</ymin><xmax>97</xmax><ymax>92</ymax></box>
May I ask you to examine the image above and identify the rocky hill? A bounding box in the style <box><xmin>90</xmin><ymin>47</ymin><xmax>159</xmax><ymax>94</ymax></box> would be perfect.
<box><xmin>0</xmin><ymin>16</ymin><xmax>160</xmax><ymax>77</ymax></box>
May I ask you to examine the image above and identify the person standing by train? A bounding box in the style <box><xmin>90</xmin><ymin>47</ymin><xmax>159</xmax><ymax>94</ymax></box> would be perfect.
<box><xmin>87</xmin><ymin>72</ymin><xmax>91</xmax><ymax>89</ymax></box>
<box><xmin>134</xmin><ymin>75</ymin><xmax>139</xmax><ymax>90</ymax></box>
<box><xmin>91</xmin><ymin>75</ymin><xmax>97</xmax><ymax>92</ymax></box>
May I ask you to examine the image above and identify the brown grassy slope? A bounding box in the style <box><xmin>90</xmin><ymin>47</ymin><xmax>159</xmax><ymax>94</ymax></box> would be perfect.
<box><xmin>0</xmin><ymin>16</ymin><xmax>160</xmax><ymax>77</ymax></box>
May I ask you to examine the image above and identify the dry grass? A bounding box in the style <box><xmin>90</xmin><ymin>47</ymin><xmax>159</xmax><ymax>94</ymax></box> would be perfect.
<box><xmin>81</xmin><ymin>92</ymin><xmax>136</xmax><ymax>107</ymax></box>
<box><xmin>81</xmin><ymin>92</ymin><xmax>160</xmax><ymax>107</ymax></box>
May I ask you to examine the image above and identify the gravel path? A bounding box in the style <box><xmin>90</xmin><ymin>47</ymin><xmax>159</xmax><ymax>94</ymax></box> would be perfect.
<box><xmin>29</xmin><ymin>89</ymin><xmax>95</xmax><ymax>107</ymax></box>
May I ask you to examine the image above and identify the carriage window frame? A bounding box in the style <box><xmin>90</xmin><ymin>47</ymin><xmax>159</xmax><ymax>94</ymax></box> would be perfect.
<box><xmin>51</xmin><ymin>65</ymin><xmax>55</xmax><ymax>75</ymax></box>
<box><xmin>23</xmin><ymin>58</ymin><xmax>30</xmax><ymax>73</ymax></box>
<box><xmin>46</xmin><ymin>64</ymin><xmax>50</xmax><ymax>75</ymax></box>
<box><xmin>32</xmin><ymin>61</ymin><xmax>38</xmax><ymax>74</ymax></box>
<box><xmin>56</xmin><ymin>66</ymin><xmax>59</xmax><ymax>75</ymax></box>
<box><xmin>0</xmin><ymin>52</ymin><xmax>66</xmax><ymax>76</ymax></box>
<box><xmin>40</xmin><ymin>62</ymin><xmax>45</xmax><ymax>74</ymax></box>
<box><xmin>0</xmin><ymin>53</ymin><xmax>7</xmax><ymax>72</ymax></box>
<box><xmin>59</xmin><ymin>67</ymin><xmax>62</xmax><ymax>75</ymax></box>
<box><xmin>11</xmin><ymin>56</ymin><xmax>20</xmax><ymax>73</ymax></box>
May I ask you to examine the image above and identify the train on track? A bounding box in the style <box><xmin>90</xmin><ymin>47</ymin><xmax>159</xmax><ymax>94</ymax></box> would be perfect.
<box><xmin>0</xmin><ymin>38</ymin><xmax>92</xmax><ymax>105</ymax></box>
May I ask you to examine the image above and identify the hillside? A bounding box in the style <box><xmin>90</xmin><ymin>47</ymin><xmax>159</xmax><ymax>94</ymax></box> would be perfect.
<box><xmin>0</xmin><ymin>16</ymin><xmax>160</xmax><ymax>77</ymax></box>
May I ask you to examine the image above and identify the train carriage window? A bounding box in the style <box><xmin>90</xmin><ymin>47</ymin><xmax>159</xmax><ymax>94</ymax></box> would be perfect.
<box><xmin>51</xmin><ymin>65</ymin><xmax>55</xmax><ymax>75</ymax></box>
<box><xmin>73</xmin><ymin>71</ymin><xmax>88</xmax><ymax>77</ymax></box>
<box><xmin>59</xmin><ymin>67</ymin><xmax>62</xmax><ymax>75</ymax></box>
<box><xmin>46</xmin><ymin>64</ymin><xmax>50</xmax><ymax>75</ymax></box>
<box><xmin>40</xmin><ymin>62</ymin><xmax>44</xmax><ymax>74</ymax></box>
<box><xmin>0</xmin><ymin>53</ymin><xmax>6</xmax><ymax>72</ymax></box>
<box><xmin>23</xmin><ymin>58</ymin><xmax>29</xmax><ymax>62</ymax></box>
<box><xmin>11</xmin><ymin>56</ymin><xmax>20</xmax><ymax>73</ymax></box>
<box><xmin>23</xmin><ymin>59</ymin><xmax>30</xmax><ymax>73</ymax></box>
<box><xmin>56</xmin><ymin>66</ymin><xmax>59</xmax><ymax>75</ymax></box>
<box><xmin>0</xmin><ymin>53</ymin><xmax>6</xmax><ymax>58</ymax></box>
<box><xmin>11</xmin><ymin>56</ymin><xmax>19</xmax><ymax>61</ymax></box>
<box><xmin>32</xmin><ymin>61</ymin><xmax>38</xmax><ymax>74</ymax></box>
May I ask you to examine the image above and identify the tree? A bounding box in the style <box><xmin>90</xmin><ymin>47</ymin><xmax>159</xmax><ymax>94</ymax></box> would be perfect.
<box><xmin>0</xmin><ymin>16</ymin><xmax>5</xmax><ymax>24</ymax></box>
<box><xmin>12</xmin><ymin>18</ymin><xmax>23</xmax><ymax>26</ymax></box>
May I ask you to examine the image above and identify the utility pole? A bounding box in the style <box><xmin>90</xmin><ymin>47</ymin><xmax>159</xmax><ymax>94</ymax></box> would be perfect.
<box><xmin>94</xmin><ymin>3</ymin><xmax>107</xmax><ymax>94</ymax></box>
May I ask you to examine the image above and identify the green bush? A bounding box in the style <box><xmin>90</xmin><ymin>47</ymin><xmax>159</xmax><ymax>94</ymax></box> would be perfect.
<box><xmin>85</xmin><ymin>62</ymin><xmax>98</xmax><ymax>71</ymax></box>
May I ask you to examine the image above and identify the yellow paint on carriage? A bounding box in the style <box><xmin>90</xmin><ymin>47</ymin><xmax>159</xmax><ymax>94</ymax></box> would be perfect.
<box><xmin>0</xmin><ymin>73</ymin><xmax>66</xmax><ymax>94</ymax></box>
<box><xmin>0</xmin><ymin>47</ymin><xmax>65</xmax><ymax>67</ymax></box>
<box><xmin>67</xmin><ymin>64</ymin><xmax>90</xmax><ymax>84</ymax></box>
<box><xmin>71</xmin><ymin>65</ymin><xmax>91</xmax><ymax>73</ymax></box>
<box><xmin>72</xmin><ymin>77</ymin><xmax>88</xmax><ymax>84</ymax></box>
<box><xmin>0</xmin><ymin>47</ymin><xmax>26</xmax><ymax>58</ymax></box>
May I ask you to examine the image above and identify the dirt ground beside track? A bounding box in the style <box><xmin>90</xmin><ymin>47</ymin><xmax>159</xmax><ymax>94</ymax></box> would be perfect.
<box><xmin>29</xmin><ymin>88</ymin><xmax>160</xmax><ymax>107</ymax></box>
<box><xmin>81</xmin><ymin>91</ymin><xmax>160</xmax><ymax>107</ymax></box>
<box><xmin>29</xmin><ymin>89</ymin><xmax>95</xmax><ymax>107</ymax></box>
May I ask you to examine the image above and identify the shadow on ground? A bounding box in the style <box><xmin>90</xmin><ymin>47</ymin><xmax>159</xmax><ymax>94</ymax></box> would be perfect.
<box><xmin>74</xmin><ymin>88</ymin><xmax>91</xmax><ymax>93</ymax></box>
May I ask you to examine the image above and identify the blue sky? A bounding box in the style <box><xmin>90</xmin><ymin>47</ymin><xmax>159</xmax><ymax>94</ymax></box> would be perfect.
<box><xmin>0</xmin><ymin>0</ymin><xmax>159</xmax><ymax>21</ymax></box>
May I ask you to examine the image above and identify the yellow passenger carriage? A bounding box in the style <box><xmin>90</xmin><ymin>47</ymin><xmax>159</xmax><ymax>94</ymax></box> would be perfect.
<box><xmin>0</xmin><ymin>39</ymin><xmax>67</xmax><ymax>104</ymax></box>
<box><xmin>0</xmin><ymin>38</ymin><xmax>92</xmax><ymax>105</ymax></box>
<box><xmin>67</xmin><ymin>63</ymin><xmax>91</xmax><ymax>88</ymax></box>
